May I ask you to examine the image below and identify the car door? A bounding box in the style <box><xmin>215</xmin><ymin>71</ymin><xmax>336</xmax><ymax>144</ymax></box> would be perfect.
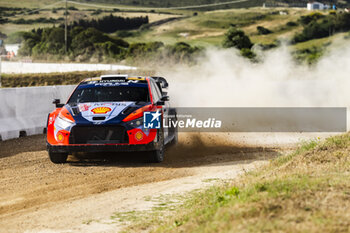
<box><xmin>150</xmin><ymin>80</ymin><xmax>170</xmax><ymax>141</ymax></box>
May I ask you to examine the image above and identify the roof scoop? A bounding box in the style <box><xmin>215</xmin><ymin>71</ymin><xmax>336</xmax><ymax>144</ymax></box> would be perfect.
<box><xmin>100</xmin><ymin>74</ymin><xmax>128</xmax><ymax>81</ymax></box>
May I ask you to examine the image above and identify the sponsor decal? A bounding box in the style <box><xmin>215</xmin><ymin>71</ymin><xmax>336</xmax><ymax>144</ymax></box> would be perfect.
<box><xmin>78</xmin><ymin>104</ymin><xmax>90</xmax><ymax>112</ymax></box>
<box><xmin>48</xmin><ymin>116</ymin><xmax>54</xmax><ymax>125</ymax></box>
<box><xmin>57</xmin><ymin>132</ymin><xmax>64</xmax><ymax>142</ymax></box>
<box><xmin>144</xmin><ymin>110</ymin><xmax>161</xmax><ymax>129</ymax></box>
<box><xmin>92</xmin><ymin>102</ymin><xmax>129</xmax><ymax>106</ymax></box>
<box><xmin>91</xmin><ymin>107</ymin><xmax>112</xmax><ymax>114</ymax></box>
<box><xmin>135</xmin><ymin>131</ymin><xmax>143</xmax><ymax>141</ymax></box>
<box><xmin>95</xmin><ymin>82</ymin><xmax>129</xmax><ymax>87</ymax></box>
<box><xmin>100</xmin><ymin>79</ymin><xmax>126</xmax><ymax>82</ymax></box>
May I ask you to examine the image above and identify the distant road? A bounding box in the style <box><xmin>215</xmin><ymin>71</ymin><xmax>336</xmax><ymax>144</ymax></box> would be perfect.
<box><xmin>2</xmin><ymin>61</ymin><xmax>136</xmax><ymax>74</ymax></box>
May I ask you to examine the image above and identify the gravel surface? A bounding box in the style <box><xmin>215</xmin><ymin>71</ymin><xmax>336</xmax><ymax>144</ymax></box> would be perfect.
<box><xmin>0</xmin><ymin>133</ymin><xmax>285</xmax><ymax>232</ymax></box>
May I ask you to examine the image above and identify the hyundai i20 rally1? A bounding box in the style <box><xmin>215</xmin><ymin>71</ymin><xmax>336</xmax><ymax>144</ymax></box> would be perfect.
<box><xmin>46</xmin><ymin>75</ymin><xmax>177</xmax><ymax>164</ymax></box>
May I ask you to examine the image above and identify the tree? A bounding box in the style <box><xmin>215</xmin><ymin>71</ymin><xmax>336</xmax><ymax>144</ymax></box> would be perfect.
<box><xmin>222</xmin><ymin>27</ymin><xmax>253</xmax><ymax>50</ymax></box>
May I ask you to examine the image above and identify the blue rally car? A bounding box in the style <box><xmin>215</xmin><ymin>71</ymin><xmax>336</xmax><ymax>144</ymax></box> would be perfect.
<box><xmin>47</xmin><ymin>75</ymin><xmax>177</xmax><ymax>164</ymax></box>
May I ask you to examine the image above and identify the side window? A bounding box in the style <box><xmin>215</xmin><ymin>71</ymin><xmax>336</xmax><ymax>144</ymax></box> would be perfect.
<box><xmin>150</xmin><ymin>81</ymin><xmax>161</xmax><ymax>103</ymax></box>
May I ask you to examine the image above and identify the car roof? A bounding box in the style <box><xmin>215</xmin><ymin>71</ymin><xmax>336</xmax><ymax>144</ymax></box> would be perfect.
<box><xmin>82</xmin><ymin>75</ymin><xmax>148</xmax><ymax>84</ymax></box>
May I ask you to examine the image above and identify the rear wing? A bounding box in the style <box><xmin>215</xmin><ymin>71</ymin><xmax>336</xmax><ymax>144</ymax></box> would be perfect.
<box><xmin>152</xmin><ymin>77</ymin><xmax>168</xmax><ymax>89</ymax></box>
<box><xmin>152</xmin><ymin>76</ymin><xmax>168</xmax><ymax>96</ymax></box>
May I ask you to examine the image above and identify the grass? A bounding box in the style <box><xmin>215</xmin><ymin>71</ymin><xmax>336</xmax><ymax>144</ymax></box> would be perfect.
<box><xmin>292</xmin><ymin>32</ymin><xmax>350</xmax><ymax>64</ymax></box>
<box><xmin>109</xmin><ymin>193</ymin><xmax>185</xmax><ymax>233</ymax></box>
<box><xmin>120</xmin><ymin>133</ymin><xmax>350</xmax><ymax>232</ymax></box>
<box><xmin>121</xmin><ymin>8</ymin><xmax>309</xmax><ymax>47</ymax></box>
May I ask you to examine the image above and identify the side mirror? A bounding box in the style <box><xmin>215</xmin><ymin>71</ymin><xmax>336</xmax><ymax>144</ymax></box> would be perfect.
<box><xmin>161</xmin><ymin>96</ymin><xmax>169</xmax><ymax>101</ymax></box>
<box><xmin>53</xmin><ymin>99</ymin><xmax>64</xmax><ymax>108</ymax></box>
<box><xmin>156</xmin><ymin>100</ymin><xmax>165</xmax><ymax>106</ymax></box>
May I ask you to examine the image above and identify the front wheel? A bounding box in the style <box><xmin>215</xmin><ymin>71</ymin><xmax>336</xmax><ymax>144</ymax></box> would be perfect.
<box><xmin>49</xmin><ymin>152</ymin><xmax>68</xmax><ymax>164</ymax></box>
<box><xmin>149</xmin><ymin>146</ymin><xmax>164</xmax><ymax>163</ymax></box>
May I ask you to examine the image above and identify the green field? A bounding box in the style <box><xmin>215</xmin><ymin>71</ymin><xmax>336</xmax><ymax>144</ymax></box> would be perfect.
<box><xmin>120</xmin><ymin>8</ymin><xmax>309</xmax><ymax>47</ymax></box>
<box><xmin>1</xmin><ymin>0</ymin><xmax>349</xmax><ymax>64</ymax></box>
<box><xmin>0</xmin><ymin>3</ymin><xmax>322</xmax><ymax>48</ymax></box>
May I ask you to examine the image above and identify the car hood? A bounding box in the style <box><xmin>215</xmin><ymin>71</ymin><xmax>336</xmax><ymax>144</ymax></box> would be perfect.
<box><xmin>67</xmin><ymin>101</ymin><xmax>148</xmax><ymax>124</ymax></box>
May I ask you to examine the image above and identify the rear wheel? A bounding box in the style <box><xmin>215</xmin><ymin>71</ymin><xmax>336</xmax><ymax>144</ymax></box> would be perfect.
<box><xmin>49</xmin><ymin>152</ymin><xmax>68</xmax><ymax>164</ymax></box>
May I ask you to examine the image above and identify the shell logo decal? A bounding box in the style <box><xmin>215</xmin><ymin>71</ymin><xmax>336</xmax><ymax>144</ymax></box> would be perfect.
<box><xmin>91</xmin><ymin>107</ymin><xmax>112</xmax><ymax>114</ymax></box>
<box><xmin>135</xmin><ymin>131</ymin><xmax>143</xmax><ymax>141</ymax></box>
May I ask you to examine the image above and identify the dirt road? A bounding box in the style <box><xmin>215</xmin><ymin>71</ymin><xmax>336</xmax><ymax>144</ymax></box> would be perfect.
<box><xmin>0</xmin><ymin>133</ymin><xmax>292</xmax><ymax>232</ymax></box>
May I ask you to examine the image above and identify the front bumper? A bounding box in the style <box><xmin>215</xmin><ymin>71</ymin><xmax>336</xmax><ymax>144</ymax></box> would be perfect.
<box><xmin>47</xmin><ymin>141</ymin><xmax>161</xmax><ymax>154</ymax></box>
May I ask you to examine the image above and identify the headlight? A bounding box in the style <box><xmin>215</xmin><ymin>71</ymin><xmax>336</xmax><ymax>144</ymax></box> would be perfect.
<box><xmin>128</xmin><ymin>117</ymin><xmax>143</xmax><ymax>127</ymax></box>
<box><xmin>55</xmin><ymin>115</ymin><xmax>75</xmax><ymax>130</ymax></box>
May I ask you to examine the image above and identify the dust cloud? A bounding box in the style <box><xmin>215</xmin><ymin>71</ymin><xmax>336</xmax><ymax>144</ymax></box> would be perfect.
<box><xmin>158</xmin><ymin>46</ymin><xmax>350</xmax><ymax>108</ymax></box>
<box><xmin>155</xmin><ymin>45</ymin><xmax>350</xmax><ymax>146</ymax></box>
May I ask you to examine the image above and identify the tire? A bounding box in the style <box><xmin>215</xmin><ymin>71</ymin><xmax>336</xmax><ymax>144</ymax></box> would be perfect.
<box><xmin>171</xmin><ymin>124</ymin><xmax>178</xmax><ymax>145</ymax></box>
<box><xmin>149</xmin><ymin>146</ymin><xmax>164</xmax><ymax>163</ymax></box>
<box><xmin>168</xmin><ymin>109</ymin><xmax>178</xmax><ymax>147</ymax></box>
<box><xmin>168</xmin><ymin>129</ymin><xmax>178</xmax><ymax>147</ymax></box>
<box><xmin>149</xmin><ymin>128</ymin><xmax>165</xmax><ymax>163</ymax></box>
<box><xmin>49</xmin><ymin>152</ymin><xmax>68</xmax><ymax>164</ymax></box>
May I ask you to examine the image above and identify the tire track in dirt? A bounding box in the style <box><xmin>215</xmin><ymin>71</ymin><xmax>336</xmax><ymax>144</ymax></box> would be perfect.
<box><xmin>0</xmin><ymin>133</ymin><xmax>280</xmax><ymax>228</ymax></box>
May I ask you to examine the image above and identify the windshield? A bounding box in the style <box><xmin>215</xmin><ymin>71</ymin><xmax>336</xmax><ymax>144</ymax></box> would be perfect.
<box><xmin>68</xmin><ymin>86</ymin><xmax>150</xmax><ymax>103</ymax></box>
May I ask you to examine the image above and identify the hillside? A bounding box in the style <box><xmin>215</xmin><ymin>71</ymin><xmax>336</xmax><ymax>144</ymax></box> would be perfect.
<box><xmin>0</xmin><ymin>0</ymin><xmax>263</xmax><ymax>9</ymax></box>
<box><xmin>74</xmin><ymin>0</ymin><xmax>264</xmax><ymax>9</ymax></box>
<box><xmin>1</xmin><ymin>0</ymin><xmax>350</xmax><ymax>65</ymax></box>
<box><xmin>1</xmin><ymin>0</ymin><xmax>350</xmax><ymax>10</ymax></box>
<box><xmin>70</xmin><ymin>0</ymin><xmax>350</xmax><ymax>8</ymax></box>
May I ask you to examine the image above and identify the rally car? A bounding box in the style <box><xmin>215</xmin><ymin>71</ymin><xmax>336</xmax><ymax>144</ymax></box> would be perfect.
<box><xmin>46</xmin><ymin>75</ymin><xmax>177</xmax><ymax>164</ymax></box>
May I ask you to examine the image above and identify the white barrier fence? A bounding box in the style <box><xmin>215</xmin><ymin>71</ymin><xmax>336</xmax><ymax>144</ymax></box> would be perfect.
<box><xmin>0</xmin><ymin>85</ymin><xmax>75</xmax><ymax>141</ymax></box>
<box><xmin>2</xmin><ymin>61</ymin><xmax>136</xmax><ymax>74</ymax></box>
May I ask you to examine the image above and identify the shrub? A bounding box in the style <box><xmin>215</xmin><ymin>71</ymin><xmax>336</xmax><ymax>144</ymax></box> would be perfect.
<box><xmin>240</xmin><ymin>48</ymin><xmax>256</xmax><ymax>59</ymax></box>
<box><xmin>299</xmin><ymin>12</ymin><xmax>325</xmax><ymax>26</ymax></box>
<box><xmin>71</xmin><ymin>27</ymin><xmax>129</xmax><ymax>58</ymax></box>
<box><xmin>91</xmin><ymin>9</ymin><xmax>102</xmax><ymax>15</ymax></box>
<box><xmin>286</xmin><ymin>21</ymin><xmax>298</xmax><ymax>27</ymax></box>
<box><xmin>18</xmin><ymin>26</ymin><xmax>129</xmax><ymax>61</ymax></box>
<box><xmin>293</xmin><ymin>18</ymin><xmax>334</xmax><ymax>43</ymax></box>
<box><xmin>257</xmin><ymin>26</ymin><xmax>272</xmax><ymax>35</ymax></box>
<box><xmin>68</xmin><ymin>6</ymin><xmax>78</xmax><ymax>11</ymax></box>
<box><xmin>69</xmin><ymin>14</ymin><xmax>149</xmax><ymax>33</ymax></box>
<box><xmin>222</xmin><ymin>27</ymin><xmax>253</xmax><ymax>49</ymax></box>
<box><xmin>0</xmin><ymin>17</ymin><xmax>9</xmax><ymax>24</ymax></box>
<box><xmin>163</xmin><ymin>42</ymin><xmax>202</xmax><ymax>63</ymax></box>
<box><xmin>291</xmin><ymin>12</ymin><xmax>350</xmax><ymax>43</ymax></box>
<box><xmin>294</xmin><ymin>46</ymin><xmax>324</xmax><ymax>64</ymax></box>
